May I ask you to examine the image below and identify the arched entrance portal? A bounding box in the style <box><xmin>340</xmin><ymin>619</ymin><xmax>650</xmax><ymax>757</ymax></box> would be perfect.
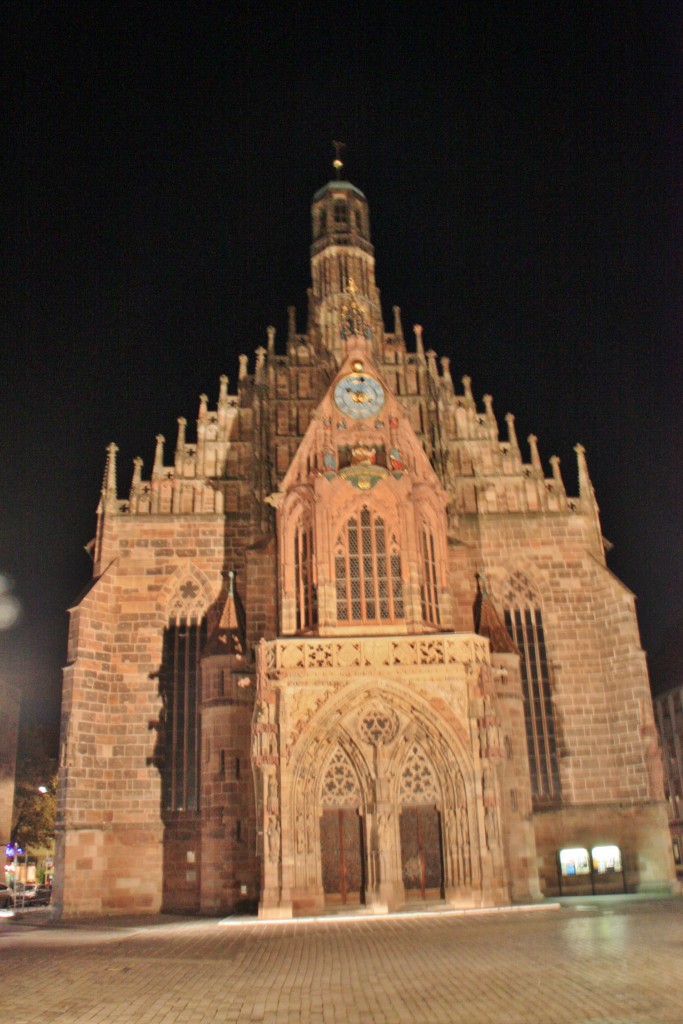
<box><xmin>319</xmin><ymin>746</ymin><xmax>366</xmax><ymax>906</ymax></box>
<box><xmin>286</xmin><ymin>685</ymin><xmax>485</xmax><ymax>915</ymax></box>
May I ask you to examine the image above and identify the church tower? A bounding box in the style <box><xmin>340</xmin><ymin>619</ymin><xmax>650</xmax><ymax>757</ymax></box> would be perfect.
<box><xmin>307</xmin><ymin>149</ymin><xmax>383</xmax><ymax>359</ymax></box>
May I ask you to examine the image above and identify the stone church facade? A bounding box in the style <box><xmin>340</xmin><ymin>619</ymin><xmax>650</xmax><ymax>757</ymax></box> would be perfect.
<box><xmin>55</xmin><ymin>170</ymin><xmax>675</xmax><ymax>917</ymax></box>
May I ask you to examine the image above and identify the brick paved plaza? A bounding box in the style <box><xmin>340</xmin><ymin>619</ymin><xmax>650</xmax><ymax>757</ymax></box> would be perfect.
<box><xmin>0</xmin><ymin>897</ymin><xmax>681</xmax><ymax>1024</ymax></box>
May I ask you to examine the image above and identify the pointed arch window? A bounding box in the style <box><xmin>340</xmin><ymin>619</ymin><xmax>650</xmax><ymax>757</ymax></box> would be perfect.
<box><xmin>503</xmin><ymin>574</ymin><xmax>560</xmax><ymax>804</ymax></box>
<box><xmin>420</xmin><ymin>524</ymin><xmax>441</xmax><ymax>627</ymax></box>
<box><xmin>335</xmin><ymin>507</ymin><xmax>404</xmax><ymax>623</ymax></box>
<box><xmin>295</xmin><ymin>516</ymin><xmax>317</xmax><ymax>631</ymax></box>
<box><xmin>160</xmin><ymin>615</ymin><xmax>207</xmax><ymax>813</ymax></box>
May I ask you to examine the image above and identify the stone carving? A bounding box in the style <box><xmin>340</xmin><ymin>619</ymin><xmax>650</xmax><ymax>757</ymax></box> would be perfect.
<box><xmin>252</xmin><ymin>698</ymin><xmax>280</xmax><ymax>766</ymax></box>
<box><xmin>503</xmin><ymin>570</ymin><xmax>537</xmax><ymax>606</ymax></box>
<box><xmin>485</xmin><ymin>805</ymin><xmax>499</xmax><ymax>850</ymax></box>
<box><xmin>321</xmin><ymin>746</ymin><xmax>361</xmax><ymax>807</ymax></box>
<box><xmin>267</xmin><ymin>815</ymin><xmax>281</xmax><ymax>863</ymax></box>
<box><xmin>267</xmin><ymin>773</ymin><xmax>279</xmax><ymax>813</ymax></box>
<box><xmin>362</xmin><ymin>639</ymin><xmax>391</xmax><ymax>667</ymax></box>
<box><xmin>399</xmin><ymin>743</ymin><xmax>439</xmax><ymax>804</ymax></box>
<box><xmin>285</xmin><ymin>686</ymin><xmax>335</xmax><ymax>759</ymax></box>
<box><xmin>261</xmin><ymin>633</ymin><xmax>484</xmax><ymax>682</ymax></box>
<box><xmin>359</xmin><ymin>704</ymin><xmax>400</xmax><ymax>747</ymax></box>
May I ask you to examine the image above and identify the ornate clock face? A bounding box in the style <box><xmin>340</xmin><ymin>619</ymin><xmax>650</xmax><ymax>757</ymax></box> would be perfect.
<box><xmin>334</xmin><ymin>373</ymin><xmax>385</xmax><ymax>419</ymax></box>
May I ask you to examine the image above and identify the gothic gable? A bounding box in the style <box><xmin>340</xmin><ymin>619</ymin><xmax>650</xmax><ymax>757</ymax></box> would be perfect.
<box><xmin>272</xmin><ymin>334</ymin><xmax>452</xmax><ymax>635</ymax></box>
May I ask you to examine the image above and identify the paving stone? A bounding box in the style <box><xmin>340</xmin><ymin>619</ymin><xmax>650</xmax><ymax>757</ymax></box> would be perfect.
<box><xmin>0</xmin><ymin>898</ymin><xmax>682</xmax><ymax>1023</ymax></box>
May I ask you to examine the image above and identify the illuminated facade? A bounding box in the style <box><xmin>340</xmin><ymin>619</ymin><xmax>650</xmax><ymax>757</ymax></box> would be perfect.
<box><xmin>654</xmin><ymin>686</ymin><xmax>683</xmax><ymax>876</ymax></box>
<box><xmin>55</xmin><ymin>170</ymin><xmax>676</xmax><ymax>916</ymax></box>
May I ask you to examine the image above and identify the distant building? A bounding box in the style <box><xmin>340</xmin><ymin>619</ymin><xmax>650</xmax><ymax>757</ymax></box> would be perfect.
<box><xmin>55</xmin><ymin>166</ymin><xmax>676</xmax><ymax>917</ymax></box>
<box><xmin>0</xmin><ymin>678</ymin><xmax>20</xmax><ymax>848</ymax></box>
<box><xmin>654</xmin><ymin>686</ymin><xmax>683</xmax><ymax>876</ymax></box>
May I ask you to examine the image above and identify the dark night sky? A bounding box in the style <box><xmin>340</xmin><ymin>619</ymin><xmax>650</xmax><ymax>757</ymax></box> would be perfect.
<box><xmin>1</xmin><ymin>1</ymin><xmax>680</xmax><ymax>728</ymax></box>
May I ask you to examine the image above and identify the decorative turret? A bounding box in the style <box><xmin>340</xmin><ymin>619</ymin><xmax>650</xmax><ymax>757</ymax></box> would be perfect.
<box><xmin>527</xmin><ymin>434</ymin><xmax>542</xmax><ymax>474</ymax></box>
<box><xmin>204</xmin><ymin>570</ymin><xmax>246</xmax><ymax>659</ymax></box>
<box><xmin>575</xmin><ymin>443</ymin><xmax>605</xmax><ymax>559</ymax></box>
<box><xmin>473</xmin><ymin>573</ymin><xmax>517</xmax><ymax>654</ymax></box>
<box><xmin>102</xmin><ymin>442</ymin><xmax>119</xmax><ymax>511</ymax></box>
<box><xmin>152</xmin><ymin>434</ymin><xmax>165</xmax><ymax>479</ymax></box>
<box><xmin>505</xmin><ymin>413</ymin><xmax>520</xmax><ymax>457</ymax></box>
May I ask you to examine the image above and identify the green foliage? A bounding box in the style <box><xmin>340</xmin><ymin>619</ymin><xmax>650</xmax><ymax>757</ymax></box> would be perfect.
<box><xmin>11</xmin><ymin>726</ymin><xmax>57</xmax><ymax>851</ymax></box>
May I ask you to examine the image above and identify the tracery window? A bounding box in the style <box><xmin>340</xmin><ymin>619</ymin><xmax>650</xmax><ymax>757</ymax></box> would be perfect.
<box><xmin>294</xmin><ymin>517</ymin><xmax>317</xmax><ymax>631</ymax></box>
<box><xmin>335</xmin><ymin>507</ymin><xmax>404</xmax><ymax>624</ymax></box>
<box><xmin>321</xmin><ymin>746</ymin><xmax>361</xmax><ymax>807</ymax></box>
<box><xmin>160</xmin><ymin>615</ymin><xmax>206</xmax><ymax>813</ymax></box>
<box><xmin>503</xmin><ymin>573</ymin><xmax>560</xmax><ymax>804</ymax></box>
<box><xmin>420</xmin><ymin>525</ymin><xmax>441</xmax><ymax>626</ymax></box>
<box><xmin>399</xmin><ymin>743</ymin><xmax>440</xmax><ymax>804</ymax></box>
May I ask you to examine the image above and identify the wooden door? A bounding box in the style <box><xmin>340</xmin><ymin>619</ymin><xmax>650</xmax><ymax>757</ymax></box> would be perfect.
<box><xmin>320</xmin><ymin>808</ymin><xmax>365</xmax><ymax>905</ymax></box>
<box><xmin>400</xmin><ymin>805</ymin><xmax>444</xmax><ymax>900</ymax></box>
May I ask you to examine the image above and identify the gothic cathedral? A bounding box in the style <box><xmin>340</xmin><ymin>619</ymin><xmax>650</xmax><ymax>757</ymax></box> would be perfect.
<box><xmin>55</xmin><ymin>168</ymin><xmax>675</xmax><ymax>917</ymax></box>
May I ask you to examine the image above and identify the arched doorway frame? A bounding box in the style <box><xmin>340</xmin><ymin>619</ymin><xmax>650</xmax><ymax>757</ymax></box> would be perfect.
<box><xmin>287</xmin><ymin>678</ymin><xmax>484</xmax><ymax>909</ymax></box>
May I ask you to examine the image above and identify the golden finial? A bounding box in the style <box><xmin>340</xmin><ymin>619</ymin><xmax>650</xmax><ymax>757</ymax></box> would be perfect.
<box><xmin>332</xmin><ymin>140</ymin><xmax>345</xmax><ymax>179</ymax></box>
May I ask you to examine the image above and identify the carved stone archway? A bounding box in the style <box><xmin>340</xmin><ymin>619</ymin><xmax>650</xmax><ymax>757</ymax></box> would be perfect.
<box><xmin>282</xmin><ymin>680</ymin><xmax>487</xmax><ymax>913</ymax></box>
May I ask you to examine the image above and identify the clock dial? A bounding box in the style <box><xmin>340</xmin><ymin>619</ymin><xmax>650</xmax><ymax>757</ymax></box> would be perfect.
<box><xmin>334</xmin><ymin>373</ymin><xmax>385</xmax><ymax>419</ymax></box>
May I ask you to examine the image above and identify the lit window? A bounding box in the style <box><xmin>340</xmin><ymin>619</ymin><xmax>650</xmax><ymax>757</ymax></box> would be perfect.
<box><xmin>592</xmin><ymin>845</ymin><xmax>622</xmax><ymax>875</ymax></box>
<box><xmin>559</xmin><ymin>847</ymin><xmax>590</xmax><ymax>877</ymax></box>
<box><xmin>335</xmin><ymin>508</ymin><xmax>404</xmax><ymax>623</ymax></box>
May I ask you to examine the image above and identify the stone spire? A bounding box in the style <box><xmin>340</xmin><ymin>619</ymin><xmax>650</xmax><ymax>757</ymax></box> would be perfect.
<box><xmin>528</xmin><ymin>434</ymin><xmax>542</xmax><ymax>474</ymax></box>
<box><xmin>175</xmin><ymin>418</ymin><xmax>187</xmax><ymax>473</ymax></box>
<box><xmin>204</xmin><ymin>571</ymin><xmax>246</xmax><ymax>659</ymax></box>
<box><xmin>473</xmin><ymin>573</ymin><xmax>517</xmax><ymax>654</ymax></box>
<box><xmin>393</xmin><ymin>305</ymin><xmax>404</xmax><ymax>342</ymax></box>
<box><xmin>414</xmin><ymin>324</ymin><xmax>425</xmax><ymax>358</ymax></box>
<box><xmin>550</xmin><ymin>455</ymin><xmax>566</xmax><ymax>500</ymax></box>
<box><xmin>574</xmin><ymin>443</ymin><xmax>605</xmax><ymax>557</ymax></box>
<box><xmin>440</xmin><ymin>357</ymin><xmax>453</xmax><ymax>388</ymax></box>
<box><xmin>505</xmin><ymin>413</ymin><xmax>520</xmax><ymax>456</ymax></box>
<box><xmin>101</xmin><ymin>442</ymin><xmax>119</xmax><ymax>511</ymax></box>
<box><xmin>129</xmin><ymin>456</ymin><xmax>143</xmax><ymax>503</ymax></box>
<box><xmin>575</xmin><ymin>444</ymin><xmax>596</xmax><ymax>507</ymax></box>
<box><xmin>152</xmin><ymin>434</ymin><xmax>165</xmax><ymax>479</ymax></box>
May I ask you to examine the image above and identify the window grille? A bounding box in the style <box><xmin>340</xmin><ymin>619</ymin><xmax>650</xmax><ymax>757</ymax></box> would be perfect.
<box><xmin>420</xmin><ymin>526</ymin><xmax>441</xmax><ymax>626</ymax></box>
<box><xmin>504</xmin><ymin>604</ymin><xmax>561</xmax><ymax>803</ymax></box>
<box><xmin>161</xmin><ymin>617</ymin><xmax>206</xmax><ymax>812</ymax></box>
<box><xmin>295</xmin><ymin>520</ymin><xmax>317</xmax><ymax>630</ymax></box>
<box><xmin>335</xmin><ymin>508</ymin><xmax>404</xmax><ymax>624</ymax></box>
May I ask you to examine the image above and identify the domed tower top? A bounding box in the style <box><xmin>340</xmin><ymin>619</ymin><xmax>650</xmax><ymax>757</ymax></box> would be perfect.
<box><xmin>308</xmin><ymin>145</ymin><xmax>382</xmax><ymax>360</ymax></box>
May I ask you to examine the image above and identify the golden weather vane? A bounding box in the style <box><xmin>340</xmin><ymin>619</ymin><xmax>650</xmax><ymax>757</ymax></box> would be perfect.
<box><xmin>332</xmin><ymin>140</ymin><xmax>345</xmax><ymax>178</ymax></box>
